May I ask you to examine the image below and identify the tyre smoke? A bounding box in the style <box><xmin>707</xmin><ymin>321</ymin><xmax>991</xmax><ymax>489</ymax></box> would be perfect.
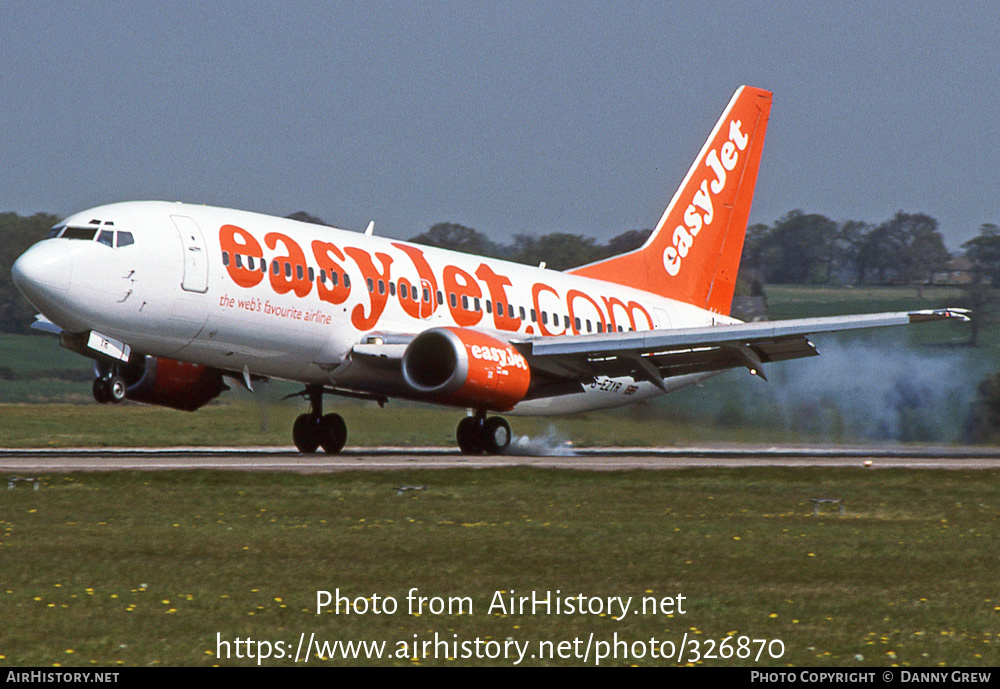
<box><xmin>755</xmin><ymin>337</ymin><xmax>979</xmax><ymax>443</ymax></box>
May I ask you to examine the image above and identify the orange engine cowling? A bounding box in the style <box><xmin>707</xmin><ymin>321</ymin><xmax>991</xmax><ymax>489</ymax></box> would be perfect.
<box><xmin>401</xmin><ymin>328</ymin><xmax>530</xmax><ymax>411</ymax></box>
<box><xmin>108</xmin><ymin>356</ymin><xmax>229</xmax><ymax>411</ymax></box>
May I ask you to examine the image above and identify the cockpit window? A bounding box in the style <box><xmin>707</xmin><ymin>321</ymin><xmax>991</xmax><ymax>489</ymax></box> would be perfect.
<box><xmin>50</xmin><ymin>225</ymin><xmax>136</xmax><ymax>248</ymax></box>
<box><xmin>62</xmin><ymin>227</ymin><xmax>98</xmax><ymax>241</ymax></box>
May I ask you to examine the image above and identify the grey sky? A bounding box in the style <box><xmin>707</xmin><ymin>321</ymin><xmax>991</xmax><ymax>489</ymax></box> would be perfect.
<box><xmin>2</xmin><ymin>1</ymin><xmax>997</xmax><ymax>249</ymax></box>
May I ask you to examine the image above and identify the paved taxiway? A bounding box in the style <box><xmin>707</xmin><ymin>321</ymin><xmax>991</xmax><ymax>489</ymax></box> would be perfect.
<box><xmin>2</xmin><ymin>446</ymin><xmax>1000</xmax><ymax>472</ymax></box>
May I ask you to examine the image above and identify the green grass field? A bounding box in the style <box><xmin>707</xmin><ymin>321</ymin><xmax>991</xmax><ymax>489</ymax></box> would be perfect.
<box><xmin>0</xmin><ymin>399</ymin><xmax>818</xmax><ymax>449</ymax></box>
<box><xmin>765</xmin><ymin>285</ymin><xmax>965</xmax><ymax>319</ymax></box>
<box><xmin>0</xmin><ymin>469</ymin><xmax>996</xmax><ymax>666</ymax></box>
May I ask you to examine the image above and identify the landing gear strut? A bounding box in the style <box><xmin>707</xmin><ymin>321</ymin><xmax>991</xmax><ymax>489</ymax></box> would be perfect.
<box><xmin>456</xmin><ymin>411</ymin><xmax>511</xmax><ymax>455</ymax></box>
<box><xmin>292</xmin><ymin>386</ymin><xmax>347</xmax><ymax>454</ymax></box>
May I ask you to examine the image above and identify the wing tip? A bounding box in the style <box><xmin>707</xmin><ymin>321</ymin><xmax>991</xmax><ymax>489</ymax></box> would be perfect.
<box><xmin>907</xmin><ymin>308</ymin><xmax>972</xmax><ymax>324</ymax></box>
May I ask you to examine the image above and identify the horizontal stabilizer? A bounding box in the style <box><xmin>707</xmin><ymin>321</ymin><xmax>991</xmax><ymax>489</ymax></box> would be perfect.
<box><xmin>30</xmin><ymin>314</ymin><xmax>62</xmax><ymax>334</ymax></box>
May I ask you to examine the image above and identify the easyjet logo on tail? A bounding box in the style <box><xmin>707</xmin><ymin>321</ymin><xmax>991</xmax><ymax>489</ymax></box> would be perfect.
<box><xmin>567</xmin><ymin>85</ymin><xmax>771</xmax><ymax>315</ymax></box>
<box><xmin>662</xmin><ymin>119</ymin><xmax>748</xmax><ymax>277</ymax></box>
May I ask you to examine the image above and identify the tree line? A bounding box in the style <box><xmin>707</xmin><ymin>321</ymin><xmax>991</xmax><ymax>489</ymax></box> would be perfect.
<box><xmin>0</xmin><ymin>212</ymin><xmax>61</xmax><ymax>335</ymax></box>
<box><xmin>411</xmin><ymin>212</ymin><xmax>1000</xmax><ymax>296</ymax></box>
<box><xmin>2</xmin><ymin>209</ymin><xmax>999</xmax><ymax>335</ymax></box>
<box><xmin>740</xmin><ymin>210</ymin><xmax>954</xmax><ymax>287</ymax></box>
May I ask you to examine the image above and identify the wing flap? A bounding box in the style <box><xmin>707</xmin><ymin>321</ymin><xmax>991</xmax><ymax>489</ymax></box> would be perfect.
<box><xmin>754</xmin><ymin>336</ymin><xmax>820</xmax><ymax>362</ymax></box>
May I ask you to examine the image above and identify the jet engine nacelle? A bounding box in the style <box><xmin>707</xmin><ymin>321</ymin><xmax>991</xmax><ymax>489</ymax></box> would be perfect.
<box><xmin>98</xmin><ymin>356</ymin><xmax>229</xmax><ymax>411</ymax></box>
<box><xmin>401</xmin><ymin>327</ymin><xmax>530</xmax><ymax>410</ymax></box>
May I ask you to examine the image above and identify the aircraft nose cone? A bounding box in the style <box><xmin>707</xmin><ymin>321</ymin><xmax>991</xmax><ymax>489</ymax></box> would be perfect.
<box><xmin>11</xmin><ymin>242</ymin><xmax>73</xmax><ymax>311</ymax></box>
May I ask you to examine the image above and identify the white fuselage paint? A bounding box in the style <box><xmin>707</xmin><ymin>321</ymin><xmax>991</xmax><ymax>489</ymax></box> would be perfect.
<box><xmin>17</xmin><ymin>201</ymin><xmax>734</xmax><ymax>415</ymax></box>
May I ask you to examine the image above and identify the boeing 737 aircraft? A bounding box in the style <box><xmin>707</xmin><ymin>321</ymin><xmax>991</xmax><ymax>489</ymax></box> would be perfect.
<box><xmin>11</xmin><ymin>86</ymin><xmax>968</xmax><ymax>454</ymax></box>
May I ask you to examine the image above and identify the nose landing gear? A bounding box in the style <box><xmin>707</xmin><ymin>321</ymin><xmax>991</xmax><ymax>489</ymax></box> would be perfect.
<box><xmin>457</xmin><ymin>412</ymin><xmax>511</xmax><ymax>455</ymax></box>
<box><xmin>92</xmin><ymin>369</ymin><xmax>126</xmax><ymax>404</ymax></box>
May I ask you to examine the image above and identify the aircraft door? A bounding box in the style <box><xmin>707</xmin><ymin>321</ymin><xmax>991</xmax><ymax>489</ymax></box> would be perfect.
<box><xmin>653</xmin><ymin>307</ymin><xmax>672</xmax><ymax>329</ymax></box>
<box><xmin>171</xmin><ymin>215</ymin><xmax>209</xmax><ymax>293</ymax></box>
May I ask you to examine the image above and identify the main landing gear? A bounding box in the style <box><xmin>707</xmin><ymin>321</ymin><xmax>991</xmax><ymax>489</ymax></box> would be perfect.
<box><xmin>456</xmin><ymin>411</ymin><xmax>512</xmax><ymax>455</ymax></box>
<box><xmin>292</xmin><ymin>386</ymin><xmax>347</xmax><ymax>454</ymax></box>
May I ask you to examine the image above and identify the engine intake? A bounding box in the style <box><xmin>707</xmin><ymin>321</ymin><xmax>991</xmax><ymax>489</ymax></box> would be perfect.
<box><xmin>401</xmin><ymin>328</ymin><xmax>530</xmax><ymax>410</ymax></box>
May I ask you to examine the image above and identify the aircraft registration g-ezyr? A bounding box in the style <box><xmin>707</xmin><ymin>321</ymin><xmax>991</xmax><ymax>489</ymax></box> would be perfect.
<box><xmin>11</xmin><ymin>86</ymin><xmax>969</xmax><ymax>454</ymax></box>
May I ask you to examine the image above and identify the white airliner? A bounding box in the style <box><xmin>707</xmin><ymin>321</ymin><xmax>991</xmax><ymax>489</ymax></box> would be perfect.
<box><xmin>11</xmin><ymin>86</ymin><xmax>968</xmax><ymax>454</ymax></box>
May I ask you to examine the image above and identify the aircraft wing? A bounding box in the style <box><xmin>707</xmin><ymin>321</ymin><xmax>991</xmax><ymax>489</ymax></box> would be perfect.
<box><xmin>512</xmin><ymin>308</ymin><xmax>970</xmax><ymax>395</ymax></box>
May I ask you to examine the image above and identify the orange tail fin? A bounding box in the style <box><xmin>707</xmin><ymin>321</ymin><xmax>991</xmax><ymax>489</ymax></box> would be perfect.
<box><xmin>570</xmin><ymin>86</ymin><xmax>772</xmax><ymax>315</ymax></box>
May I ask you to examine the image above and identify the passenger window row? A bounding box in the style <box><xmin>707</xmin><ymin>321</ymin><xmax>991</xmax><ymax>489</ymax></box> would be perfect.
<box><xmin>222</xmin><ymin>251</ymin><xmax>350</xmax><ymax>288</ymax></box>
<box><xmin>220</xmin><ymin>251</ymin><xmax>632</xmax><ymax>333</ymax></box>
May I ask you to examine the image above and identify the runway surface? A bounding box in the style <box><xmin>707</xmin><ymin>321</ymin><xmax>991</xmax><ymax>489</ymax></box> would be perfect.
<box><xmin>3</xmin><ymin>445</ymin><xmax>1000</xmax><ymax>472</ymax></box>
